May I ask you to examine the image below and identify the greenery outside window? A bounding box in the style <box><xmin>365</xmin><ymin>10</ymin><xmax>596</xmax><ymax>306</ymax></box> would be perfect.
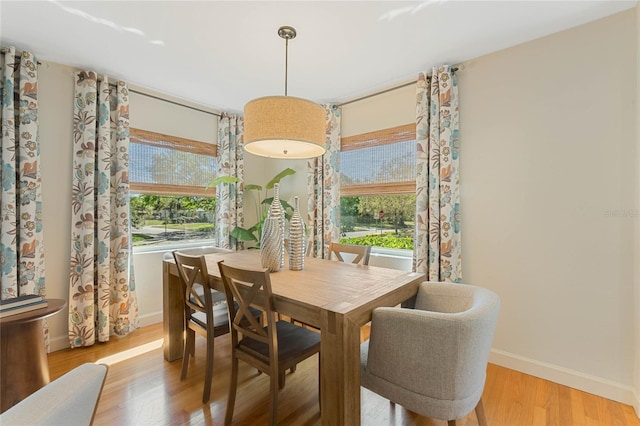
<box><xmin>340</xmin><ymin>124</ymin><xmax>416</xmax><ymax>250</ymax></box>
<box><xmin>129</xmin><ymin>128</ymin><xmax>217</xmax><ymax>247</ymax></box>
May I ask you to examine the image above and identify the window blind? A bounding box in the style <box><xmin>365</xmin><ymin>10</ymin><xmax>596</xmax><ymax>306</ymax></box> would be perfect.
<box><xmin>129</xmin><ymin>128</ymin><xmax>217</xmax><ymax>197</ymax></box>
<box><xmin>340</xmin><ymin>123</ymin><xmax>416</xmax><ymax>196</ymax></box>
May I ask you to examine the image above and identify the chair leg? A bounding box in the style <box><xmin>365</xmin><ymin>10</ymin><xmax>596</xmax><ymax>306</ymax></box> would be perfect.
<box><xmin>181</xmin><ymin>329</ymin><xmax>193</xmax><ymax>380</ymax></box>
<box><xmin>318</xmin><ymin>355</ymin><xmax>321</xmax><ymax>411</ymax></box>
<box><xmin>225</xmin><ymin>356</ymin><xmax>239</xmax><ymax>425</ymax></box>
<box><xmin>475</xmin><ymin>398</ymin><xmax>488</xmax><ymax>426</ymax></box>
<box><xmin>202</xmin><ymin>334</ymin><xmax>214</xmax><ymax>403</ymax></box>
<box><xmin>278</xmin><ymin>371</ymin><xmax>285</xmax><ymax>390</ymax></box>
<box><xmin>270</xmin><ymin>371</ymin><xmax>279</xmax><ymax>426</ymax></box>
<box><xmin>189</xmin><ymin>330</ymin><xmax>196</xmax><ymax>356</ymax></box>
<box><xmin>447</xmin><ymin>421</ymin><xmax>457</xmax><ymax>426</ymax></box>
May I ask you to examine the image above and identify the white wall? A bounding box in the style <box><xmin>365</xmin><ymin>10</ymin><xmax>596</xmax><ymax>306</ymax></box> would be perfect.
<box><xmin>130</xmin><ymin>88</ymin><xmax>217</xmax><ymax>142</ymax></box>
<box><xmin>342</xmin><ymin>84</ymin><xmax>415</xmax><ymax>138</ymax></box>
<box><xmin>38</xmin><ymin>62</ymin><xmax>74</xmax><ymax>349</ymax></box>
<box><xmin>460</xmin><ymin>10</ymin><xmax>637</xmax><ymax>405</ymax></box>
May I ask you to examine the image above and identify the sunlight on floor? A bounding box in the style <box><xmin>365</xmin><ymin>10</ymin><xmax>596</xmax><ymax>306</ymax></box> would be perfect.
<box><xmin>96</xmin><ymin>339</ymin><xmax>163</xmax><ymax>366</ymax></box>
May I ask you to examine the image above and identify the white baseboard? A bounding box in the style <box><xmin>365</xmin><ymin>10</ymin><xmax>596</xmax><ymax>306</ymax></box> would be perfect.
<box><xmin>138</xmin><ymin>311</ymin><xmax>162</xmax><ymax>328</ymax></box>
<box><xmin>490</xmin><ymin>349</ymin><xmax>638</xmax><ymax>411</ymax></box>
<box><xmin>633</xmin><ymin>387</ymin><xmax>640</xmax><ymax>418</ymax></box>
<box><xmin>50</xmin><ymin>335</ymin><xmax>70</xmax><ymax>352</ymax></box>
<box><xmin>48</xmin><ymin>312</ymin><xmax>163</xmax><ymax>353</ymax></box>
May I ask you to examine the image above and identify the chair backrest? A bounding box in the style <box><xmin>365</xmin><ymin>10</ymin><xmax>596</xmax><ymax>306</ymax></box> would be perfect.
<box><xmin>387</xmin><ymin>282</ymin><xmax>499</xmax><ymax>399</ymax></box>
<box><xmin>328</xmin><ymin>242</ymin><xmax>371</xmax><ymax>265</ymax></box>
<box><xmin>172</xmin><ymin>251</ymin><xmax>214</xmax><ymax>323</ymax></box>
<box><xmin>414</xmin><ymin>281</ymin><xmax>477</xmax><ymax>313</ymax></box>
<box><xmin>217</xmin><ymin>261</ymin><xmax>277</xmax><ymax>348</ymax></box>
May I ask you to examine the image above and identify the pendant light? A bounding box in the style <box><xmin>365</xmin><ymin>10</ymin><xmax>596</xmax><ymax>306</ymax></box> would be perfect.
<box><xmin>243</xmin><ymin>26</ymin><xmax>326</xmax><ymax>159</ymax></box>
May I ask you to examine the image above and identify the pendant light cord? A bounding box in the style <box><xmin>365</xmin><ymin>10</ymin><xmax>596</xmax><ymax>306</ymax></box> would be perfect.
<box><xmin>284</xmin><ymin>37</ymin><xmax>289</xmax><ymax>96</ymax></box>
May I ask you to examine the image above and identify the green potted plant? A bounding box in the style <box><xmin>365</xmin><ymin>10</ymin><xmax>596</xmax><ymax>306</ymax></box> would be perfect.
<box><xmin>209</xmin><ymin>168</ymin><xmax>296</xmax><ymax>246</ymax></box>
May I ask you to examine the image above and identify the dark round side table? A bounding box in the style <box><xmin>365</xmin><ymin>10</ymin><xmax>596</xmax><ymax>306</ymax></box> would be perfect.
<box><xmin>0</xmin><ymin>298</ymin><xmax>66</xmax><ymax>413</ymax></box>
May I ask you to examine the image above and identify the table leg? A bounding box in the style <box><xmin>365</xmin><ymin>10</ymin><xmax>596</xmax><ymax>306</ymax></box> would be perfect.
<box><xmin>163</xmin><ymin>261</ymin><xmax>184</xmax><ymax>362</ymax></box>
<box><xmin>0</xmin><ymin>320</ymin><xmax>49</xmax><ymax>413</ymax></box>
<box><xmin>320</xmin><ymin>310</ymin><xmax>361</xmax><ymax>426</ymax></box>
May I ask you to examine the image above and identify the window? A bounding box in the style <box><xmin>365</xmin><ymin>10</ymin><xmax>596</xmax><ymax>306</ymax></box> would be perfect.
<box><xmin>129</xmin><ymin>128</ymin><xmax>217</xmax><ymax>247</ymax></box>
<box><xmin>340</xmin><ymin>124</ymin><xmax>416</xmax><ymax>250</ymax></box>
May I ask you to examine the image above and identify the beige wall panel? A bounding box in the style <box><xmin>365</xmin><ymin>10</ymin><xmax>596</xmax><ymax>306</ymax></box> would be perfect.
<box><xmin>130</xmin><ymin>89</ymin><xmax>217</xmax><ymax>143</ymax></box>
<box><xmin>38</xmin><ymin>62</ymin><xmax>75</xmax><ymax>349</ymax></box>
<box><xmin>459</xmin><ymin>10</ymin><xmax>636</xmax><ymax>390</ymax></box>
<box><xmin>341</xmin><ymin>84</ymin><xmax>415</xmax><ymax>138</ymax></box>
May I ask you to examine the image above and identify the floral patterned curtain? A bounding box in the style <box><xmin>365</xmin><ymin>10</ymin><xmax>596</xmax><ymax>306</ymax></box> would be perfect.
<box><xmin>0</xmin><ymin>47</ymin><xmax>46</xmax><ymax>301</ymax></box>
<box><xmin>214</xmin><ymin>113</ymin><xmax>244</xmax><ymax>250</ymax></box>
<box><xmin>69</xmin><ymin>72</ymin><xmax>138</xmax><ymax>347</ymax></box>
<box><xmin>414</xmin><ymin>66</ymin><xmax>461</xmax><ymax>282</ymax></box>
<box><xmin>307</xmin><ymin>104</ymin><xmax>341</xmax><ymax>259</ymax></box>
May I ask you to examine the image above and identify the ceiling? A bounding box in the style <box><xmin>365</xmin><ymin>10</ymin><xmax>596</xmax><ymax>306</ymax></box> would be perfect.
<box><xmin>1</xmin><ymin>1</ymin><xmax>636</xmax><ymax>114</ymax></box>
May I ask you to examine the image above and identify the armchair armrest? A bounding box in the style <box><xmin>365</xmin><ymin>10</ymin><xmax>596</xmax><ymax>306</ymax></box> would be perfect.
<box><xmin>0</xmin><ymin>363</ymin><xmax>108</xmax><ymax>426</ymax></box>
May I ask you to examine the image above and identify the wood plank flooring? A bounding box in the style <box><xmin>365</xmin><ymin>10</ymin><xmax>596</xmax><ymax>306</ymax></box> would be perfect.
<box><xmin>47</xmin><ymin>323</ymin><xmax>639</xmax><ymax>425</ymax></box>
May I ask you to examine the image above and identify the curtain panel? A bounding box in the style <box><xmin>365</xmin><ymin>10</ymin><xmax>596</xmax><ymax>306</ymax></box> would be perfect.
<box><xmin>69</xmin><ymin>72</ymin><xmax>138</xmax><ymax>347</ymax></box>
<box><xmin>0</xmin><ymin>47</ymin><xmax>46</xmax><ymax>301</ymax></box>
<box><xmin>414</xmin><ymin>67</ymin><xmax>462</xmax><ymax>282</ymax></box>
<box><xmin>307</xmin><ymin>104</ymin><xmax>341</xmax><ymax>259</ymax></box>
<box><xmin>214</xmin><ymin>113</ymin><xmax>244</xmax><ymax>251</ymax></box>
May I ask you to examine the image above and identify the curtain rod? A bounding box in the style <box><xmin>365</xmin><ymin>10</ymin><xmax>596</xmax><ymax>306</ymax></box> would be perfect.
<box><xmin>0</xmin><ymin>47</ymin><xmax>42</xmax><ymax>65</ymax></box>
<box><xmin>336</xmin><ymin>65</ymin><xmax>461</xmax><ymax>108</ymax></box>
<box><xmin>129</xmin><ymin>89</ymin><xmax>221</xmax><ymax>118</ymax></box>
<box><xmin>95</xmin><ymin>75</ymin><xmax>221</xmax><ymax>118</ymax></box>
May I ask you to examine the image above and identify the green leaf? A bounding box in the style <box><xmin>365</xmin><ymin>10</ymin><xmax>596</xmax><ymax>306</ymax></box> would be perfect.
<box><xmin>230</xmin><ymin>227</ymin><xmax>258</xmax><ymax>242</ymax></box>
<box><xmin>245</xmin><ymin>184</ymin><xmax>262</xmax><ymax>192</ymax></box>
<box><xmin>265</xmin><ymin>168</ymin><xmax>296</xmax><ymax>190</ymax></box>
<box><xmin>207</xmin><ymin>176</ymin><xmax>239</xmax><ymax>188</ymax></box>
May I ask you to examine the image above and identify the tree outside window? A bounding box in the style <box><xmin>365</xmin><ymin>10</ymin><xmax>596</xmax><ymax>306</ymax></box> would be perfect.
<box><xmin>129</xmin><ymin>129</ymin><xmax>217</xmax><ymax>247</ymax></box>
<box><xmin>340</xmin><ymin>124</ymin><xmax>416</xmax><ymax>250</ymax></box>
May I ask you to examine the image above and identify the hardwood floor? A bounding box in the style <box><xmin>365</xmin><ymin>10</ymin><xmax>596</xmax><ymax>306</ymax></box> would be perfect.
<box><xmin>48</xmin><ymin>323</ymin><xmax>639</xmax><ymax>425</ymax></box>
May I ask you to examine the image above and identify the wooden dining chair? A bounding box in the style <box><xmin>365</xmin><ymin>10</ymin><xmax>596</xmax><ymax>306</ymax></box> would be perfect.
<box><xmin>328</xmin><ymin>242</ymin><xmax>371</xmax><ymax>265</ymax></box>
<box><xmin>172</xmin><ymin>251</ymin><xmax>233</xmax><ymax>404</ymax></box>
<box><xmin>218</xmin><ymin>261</ymin><xmax>321</xmax><ymax>426</ymax></box>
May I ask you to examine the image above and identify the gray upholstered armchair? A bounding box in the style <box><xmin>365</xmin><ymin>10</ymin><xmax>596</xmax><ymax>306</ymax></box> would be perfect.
<box><xmin>0</xmin><ymin>363</ymin><xmax>108</xmax><ymax>426</ymax></box>
<box><xmin>360</xmin><ymin>282</ymin><xmax>500</xmax><ymax>426</ymax></box>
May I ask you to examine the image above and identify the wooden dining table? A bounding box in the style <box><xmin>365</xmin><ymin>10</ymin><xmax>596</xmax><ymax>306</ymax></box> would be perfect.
<box><xmin>162</xmin><ymin>249</ymin><xmax>425</xmax><ymax>426</ymax></box>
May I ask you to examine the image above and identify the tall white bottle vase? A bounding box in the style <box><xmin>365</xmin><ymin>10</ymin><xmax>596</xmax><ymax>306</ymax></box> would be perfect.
<box><xmin>262</xmin><ymin>183</ymin><xmax>285</xmax><ymax>270</ymax></box>
<box><xmin>260</xmin><ymin>217</ymin><xmax>282</xmax><ymax>272</ymax></box>
<box><xmin>288</xmin><ymin>196</ymin><xmax>306</xmax><ymax>271</ymax></box>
